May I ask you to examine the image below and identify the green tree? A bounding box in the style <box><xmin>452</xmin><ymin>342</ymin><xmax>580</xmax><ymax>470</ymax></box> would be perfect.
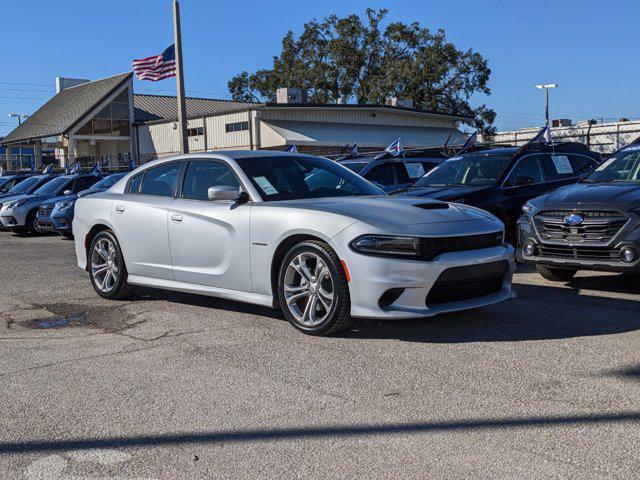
<box><xmin>228</xmin><ymin>8</ymin><xmax>495</xmax><ymax>136</ymax></box>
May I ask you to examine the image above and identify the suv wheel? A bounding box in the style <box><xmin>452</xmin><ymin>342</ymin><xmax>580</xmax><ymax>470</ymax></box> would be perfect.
<box><xmin>536</xmin><ymin>265</ymin><xmax>577</xmax><ymax>282</ymax></box>
<box><xmin>277</xmin><ymin>240</ymin><xmax>352</xmax><ymax>336</ymax></box>
<box><xmin>89</xmin><ymin>230</ymin><xmax>135</xmax><ymax>299</ymax></box>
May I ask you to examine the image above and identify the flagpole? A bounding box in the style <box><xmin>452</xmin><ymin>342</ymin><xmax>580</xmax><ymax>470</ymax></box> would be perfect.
<box><xmin>173</xmin><ymin>0</ymin><xmax>189</xmax><ymax>154</ymax></box>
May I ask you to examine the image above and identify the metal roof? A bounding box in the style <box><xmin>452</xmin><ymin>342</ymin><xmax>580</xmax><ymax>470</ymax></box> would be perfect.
<box><xmin>2</xmin><ymin>73</ymin><xmax>132</xmax><ymax>144</ymax></box>
<box><xmin>263</xmin><ymin>102</ymin><xmax>469</xmax><ymax>120</ymax></box>
<box><xmin>133</xmin><ymin>94</ymin><xmax>260</xmax><ymax>124</ymax></box>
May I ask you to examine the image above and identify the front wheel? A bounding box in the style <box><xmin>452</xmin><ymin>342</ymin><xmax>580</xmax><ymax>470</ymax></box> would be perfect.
<box><xmin>89</xmin><ymin>230</ymin><xmax>135</xmax><ymax>299</ymax></box>
<box><xmin>536</xmin><ymin>265</ymin><xmax>577</xmax><ymax>282</ymax></box>
<box><xmin>277</xmin><ymin>240</ymin><xmax>352</xmax><ymax>336</ymax></box>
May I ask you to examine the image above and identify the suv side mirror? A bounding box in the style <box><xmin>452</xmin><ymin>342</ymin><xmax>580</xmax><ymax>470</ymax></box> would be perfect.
<box><xmin>208</xmin><ymin>185</ymin><xmax>245</xmax><ymax>202</ymax></box>
<box><xmin>63</xmin><ymin>190</ymin><xmax>74</xmax><ymax>196</ymax></box>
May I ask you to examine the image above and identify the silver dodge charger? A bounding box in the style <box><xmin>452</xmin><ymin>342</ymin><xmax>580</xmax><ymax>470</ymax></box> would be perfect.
<box><xmin>73</xmin><ymin>151</ymin><xmax>515</xmax><ymax>335</ymax></box>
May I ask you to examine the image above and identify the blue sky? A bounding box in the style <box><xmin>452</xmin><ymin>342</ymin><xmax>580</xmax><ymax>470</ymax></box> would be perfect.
<box><xmin>1</xmin><ymin>0</ymin><xmax>639</xmax><ymax>136</ymax></box>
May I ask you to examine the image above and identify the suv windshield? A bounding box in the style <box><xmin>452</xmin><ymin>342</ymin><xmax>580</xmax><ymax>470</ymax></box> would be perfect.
<box><xmin>33</xmin><ymin>177</ymin><xmax>68</xmax><ymax>195</ymax></box>
<box><xmin>584</xmin><ymin>149</ymin><xmax>640</xmax><ymax>183</ymax></box>
<box><xmin>7</xmin><ymin>176</ymin><xmax>40</xmax><ymax>194</ymax></box>
<box><xmin>414</xmin><ymin>154</ymin><xmax>513</xmax><ymax>187</ymax></box>
<box><xmin>236</xmin><ymin>156</ymin><xmax>383</xmax><ymax>201</ymax></box>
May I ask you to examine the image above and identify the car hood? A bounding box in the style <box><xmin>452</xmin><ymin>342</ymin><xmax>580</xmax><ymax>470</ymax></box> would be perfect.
<box><xmin>41</xmin><ymin>193</ymin><xmax>77</xmax><ymax>207</ymax></box>
<box><xmin>1</xmin><ymin>193</ymin><xmax>52</xmax><ymax>207</ymax></box>
<box><xmin>397</xmin><ymin>185</ymin><xmax>493</xmax><ymax>201</ymax></box>
<box><xmin>537</xmin><ymin>182</ymin><xmax>640</xmax><ymax>210</ymax></box>
<box><xmin>269</xmin><ymin>195</ymin><xmax>500</xmax><ymax>228</ymax></box>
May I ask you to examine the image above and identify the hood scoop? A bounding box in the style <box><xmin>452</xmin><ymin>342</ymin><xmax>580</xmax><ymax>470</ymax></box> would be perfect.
<box><xmin>415</xmin><ymin>203</ymin><xmax>450</xmax><ymax>211</ymax></box>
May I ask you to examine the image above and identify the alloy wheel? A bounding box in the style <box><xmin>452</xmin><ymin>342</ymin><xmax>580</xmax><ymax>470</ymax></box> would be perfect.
<box><xmin>91</xmin><ymin>237</ymin><xmax>120</xmax><ymax>293</ymax></box>
<box><xmin>283</xmin><ymin>252</ymin><xmax>335</xmax><ymax>327</ymax></box>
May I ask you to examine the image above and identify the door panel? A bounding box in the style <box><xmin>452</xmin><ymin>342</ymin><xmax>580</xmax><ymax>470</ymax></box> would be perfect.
<box><xmin>167</xmin><ymin>198</ymin><xmax>251</xmax><ymax>291</ymax></box>
<box><xmin>111</xmin><ymin>195</ymin><xmax>174</xmax><ymax>280</ymax></box>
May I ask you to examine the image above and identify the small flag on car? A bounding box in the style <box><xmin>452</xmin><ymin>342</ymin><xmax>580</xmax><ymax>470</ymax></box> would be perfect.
<box><xmin>346</xmin><ymin>144</ymin><xmax>358</xmax><ymax>159</ymax></box>
<box><xmin>42</xmin><ymin>164</ymin><xmax>54</xmax><ymax>174</ymax></box>
<box><xmin>129</xmin><ymin>159</ymin><xmax>136</xmax><ymax>171</ymax></box>
<box><xmin>90</xmin><ymin>164</ymin><xmax>101</xmax><ymax>177</ymax></box>
<box><xmin>458</xmin><ymin>131</ymin><xmax>478</xmax><ymax>154</ymax></box>
<box><xmin>133</xmin><ymin>44</ymin><xmax>177</xmax><ymax>82</ymax></box>
<box><xmin>285</xmin><ymin>145</ymin><xmax>298</xmax><ymax>153</ymax></box>
<box><xmin>385</xmin><ymin>138</ymin><xmax>403</xmax><ymax>157</ymax></box>
<box><xmin>529</xmin><ymin>126</ymin><xmax>548</xmax><ymax>144</ymax></box>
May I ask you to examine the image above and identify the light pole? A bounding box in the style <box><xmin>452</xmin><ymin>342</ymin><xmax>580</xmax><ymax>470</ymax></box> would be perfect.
<box><xmin>8</xmin><ymin>113</ymin><xmax>29</xmax><ymax>125</ymax></box>
<box><xmin>535</xmin><ymin>83</ymin><xmax>557</xmax><ymax>130</ymax></box>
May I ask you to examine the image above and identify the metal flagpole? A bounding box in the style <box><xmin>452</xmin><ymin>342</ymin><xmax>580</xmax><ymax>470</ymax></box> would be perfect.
<box><xmin>173</xmin><ymin>0</ymin><xmax>189</xmax><ymax>154</ymax></box>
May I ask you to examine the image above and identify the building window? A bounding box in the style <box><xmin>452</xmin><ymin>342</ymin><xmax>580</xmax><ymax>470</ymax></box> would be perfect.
<box><xmin>187</xmin><ymin>127</ymin><xmax>204</xmax><ymax>137</ymax></box>
<box><xmin>225</xmin><ymin>121</ymin><xmax>249</xmax><ymax>133</ymax></box>
<box><xmin>75</xmin><ymin>89</ymin><xmax>131</xmax><ymax>137</ymax></box>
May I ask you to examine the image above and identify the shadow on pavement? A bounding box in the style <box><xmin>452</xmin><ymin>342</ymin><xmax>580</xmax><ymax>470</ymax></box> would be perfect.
<box><xmin>342</xmin><ymin>282</ymin><xmax>640</xmax><ymax>343</ymax></box>
<box><xmin>2</xmin><ymin>412</ymin><xmax>639</xmax><ymax>455</ymax></box>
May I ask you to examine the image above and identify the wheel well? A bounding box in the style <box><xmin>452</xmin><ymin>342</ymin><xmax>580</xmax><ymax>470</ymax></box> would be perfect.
<box><xmin>84</xmin><ymin>224</ymin><xmax>111</xmax><ymax>270</ymax></box>
<box><xmin>270</xmin><ymin>234</ymin><xmax>324</xmax><ymax>308</ymax></box>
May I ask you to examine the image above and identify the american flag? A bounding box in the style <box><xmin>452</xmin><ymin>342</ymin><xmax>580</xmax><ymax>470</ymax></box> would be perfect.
<box><xmin>133</xmin><ymin>44</ymin><xmax>176</xmax><ymax>82</ymax></box>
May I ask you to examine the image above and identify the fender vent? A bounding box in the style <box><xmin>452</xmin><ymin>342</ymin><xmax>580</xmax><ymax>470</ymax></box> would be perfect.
<box><xmin>415</xmin><ymin>203</ymin><xmax>449</xmax><ymax>211</ymax></box>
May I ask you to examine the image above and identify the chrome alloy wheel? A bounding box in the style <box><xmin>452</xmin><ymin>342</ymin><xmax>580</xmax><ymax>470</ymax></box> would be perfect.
<box><xmin>283</xmin><ymin>252</ymin><xmax>335</xmax><ymax>327</ymax></box>
<box><xmin>91</xmin><ymin>237</ymin><xmax>119</xmax><ymax>293</ymax></box>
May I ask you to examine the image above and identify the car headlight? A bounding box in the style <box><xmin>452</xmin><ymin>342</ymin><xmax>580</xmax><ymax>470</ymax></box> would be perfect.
<box><xmin>57</xmin><ymin>201</ymin><xmax>74</xmax><ymax>211</ymax></box>
<box><xmin>522</xmin><ymin>202</ymin><xmax>538</xmax><ymax>216</ymax></box>
<box><xmin>350</xmin><ymin>235</ymin><xmax>421</xmax><ymax>257</ymax></box>
<box><xmin>7</xmin><ymin>199</ymin><xmax>27</xmax><ymax>209</ymax></box>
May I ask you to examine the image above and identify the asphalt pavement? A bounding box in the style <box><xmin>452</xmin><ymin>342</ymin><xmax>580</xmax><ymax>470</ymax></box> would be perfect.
<box><xmin>1</xmin><ymin>232</ymin><xmax>639</xmax><ymax>479</ymax></box>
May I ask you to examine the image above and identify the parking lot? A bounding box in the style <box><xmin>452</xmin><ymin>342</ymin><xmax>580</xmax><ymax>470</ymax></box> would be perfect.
<box><xmin>0</xmin><ymin>232</ymin><xmax>639</xmax><ymax>479</ymax></box>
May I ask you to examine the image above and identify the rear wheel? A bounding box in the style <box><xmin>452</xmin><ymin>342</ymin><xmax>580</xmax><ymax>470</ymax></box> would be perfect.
<box><xmin>277</xmin><ymin>240</ymin><xmax>352</xmax><ymax>336</ymax></box>
<box><xmin>89</xmin><ymin>230</ymin><xmax>134</xmax><ymax>299</ymax></box>
<box><xmin>536</xmin><ymin>265</ymin><xmax>577</xmax><ymax>282</ymax></box>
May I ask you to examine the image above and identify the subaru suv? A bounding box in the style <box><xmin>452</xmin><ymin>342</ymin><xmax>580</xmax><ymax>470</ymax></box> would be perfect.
<box><xmin>519</xmin><ymin>139</ymin><xmax>640</xmax><ymax>280</ymax></box>
<box><xmin>397</xmin><ymin>142</ymin><xmax>601</xmax><ymax>243</ymax></box>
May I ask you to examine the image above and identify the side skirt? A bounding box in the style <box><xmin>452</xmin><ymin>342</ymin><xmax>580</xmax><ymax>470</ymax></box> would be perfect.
<box><xmin>127</xmin><ymin>275</ymin><xmax>275</xmax><ymax>308</ymax></box>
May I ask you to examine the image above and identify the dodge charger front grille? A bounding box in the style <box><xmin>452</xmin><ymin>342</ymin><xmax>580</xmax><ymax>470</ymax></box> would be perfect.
<box><xmin>533</xmin><ymin>210</ymin><xmax>627</xmax><ymax>244</ymax></box>
<box><xmin>418</xmin><ymin>231</ymin><xmax>504</xmax><ymax>261</ymax></box>
<box><xmin>426</xmin><ymin>260</ymin><xmax>508</xmax><ymax>305</ymax></box>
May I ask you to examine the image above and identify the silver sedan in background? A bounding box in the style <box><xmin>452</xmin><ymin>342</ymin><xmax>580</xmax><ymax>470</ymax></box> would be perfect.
<box><xmin>73</xmin><ymin>151</ymin><xmax>514</xmax><ymax>336</ymax></box>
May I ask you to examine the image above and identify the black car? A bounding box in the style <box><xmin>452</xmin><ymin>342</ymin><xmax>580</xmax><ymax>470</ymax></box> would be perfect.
<box><xmin>0</xmin><ymin>174</ymin><xmax>34</xmax><ymax>195</ymax></box>
<box><xmin>518</xmin><ymin>140</ymin><xmax>640</xmax><ymax>280</ymax></box>
<box><xmin>338</xmin><ymin>149</ymin><xmax>447</xmax><ymax>193</ymax></box>
<box><xmin>396</xmin><ymin>142</ymin><xmax>601</xmax><ymax>242</ymax></box>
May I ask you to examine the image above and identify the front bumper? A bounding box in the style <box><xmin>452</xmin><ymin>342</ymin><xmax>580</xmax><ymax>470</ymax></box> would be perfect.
<box><xmin>0</xmin><ymin>206</ymin><xmax>29</xmax><ymax>228</ymax></box>
<box><xmin>518</xmin><ymin>214</ymin><xmax>640</xmax><ymax>272</ymax></box>
<box><xmin>341</xmin><ymin>244</ymin><xmax>515</xmax><ymax>319</ymax></box>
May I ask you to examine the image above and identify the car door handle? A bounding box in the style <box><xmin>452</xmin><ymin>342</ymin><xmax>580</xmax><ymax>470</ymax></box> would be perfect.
<box><xmin>171</xmin><ymin>214</ymin><xmax>183</xmax><ymax>223</ymax></box>
<box><xmin>115</xmin><ymin>206</ymin><xmax>125</xmax><ymax>213</ymax></box>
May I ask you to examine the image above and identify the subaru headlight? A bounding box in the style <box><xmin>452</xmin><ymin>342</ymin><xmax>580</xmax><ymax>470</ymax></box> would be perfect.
<box><xmin>522</xmin><ymin>202</ymin><xmax>538</xmax><ymax>217</ymax></box>
<box><xmin>57</xmin><ymin>200</ymin><xmax>74</xmax><ymax>211</ymax></box>
<box><xmin>350</xmin><ymin>235</ymin><xmax>421</xmax><ymax>257</ymax></box>
<box><xmin>7</xmin><ymin>199</ymin><xmax>27</xmax><ymax>209</ymax></box>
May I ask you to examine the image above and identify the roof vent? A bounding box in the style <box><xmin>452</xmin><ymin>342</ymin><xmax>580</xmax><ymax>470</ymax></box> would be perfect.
<box><xmin>55</xmin><ymin>77</ymin><xmax>90</xmax><ymax>93</ymax></box>
<box><xmin>276</xmin><ymin>87</ymin><xmax>307</xmax><ymax>104</ymax></box>
<box><xmin>386</xmin><ymin>97</ymin><xmax>414</xmax><ymax>109</ymax></box>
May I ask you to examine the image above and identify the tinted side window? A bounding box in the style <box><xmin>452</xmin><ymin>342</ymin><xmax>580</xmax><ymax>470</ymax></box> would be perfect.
<box><xmin>128</xmin><ymin>172</ymin><xmax>143</xmax><ymax>193</ymax></box>
<box><xmin>544</xmin><ymin>154</ymin><xmax>577</xmax><ymax>181</ymax></box>
<box><xmin>139</xmin><ymin>163</ymin><xmax>182</xmax><ymax>197</ymax></box>
<box><xmin>72</xmin><ymin>177</ymin><xmax>98</xmax><ymax>192</ymax></box>
<box><xmin>569</xmin><ymin>155</ymin><xmax>598</xmax><ymax>174</ymax></box>
<box><xmin>506</xmin><ymin>155</ymin><xmax>547</xmax><ymax>187</ymax></box>
<box><xmin>366</xmin><ymin>164</ymin><xmax>396</xmax><ymax>185</ymax></box>
<box><xmin>181</xmin><ymin>161</ymin><xmax>239</xmax><ymax>200</ymax></box>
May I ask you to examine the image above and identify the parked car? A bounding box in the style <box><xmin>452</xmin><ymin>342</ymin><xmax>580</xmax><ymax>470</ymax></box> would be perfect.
<box><xmin>0</xmin><ymin>173</ymin><xmax>100</xmax><ymax>235</ymax></box>
<box><xmin>73</xmin><ymin>151</ymin><xmax>515</xmax><ymax>336</ymax></box>
<box><xmin>37</xmin><ymin>172</ymin><xmax>127</xmax><ymax>237</ymax></box>
<box><xmin>338</xmin><ymin>149</ymin><xmax>447</xmax><ymax>192</ymax></box>
<box><xmin>0</xmin><ymin>174</ymin><xmax>60</xmax><ymax>230</ymax></box>
<box><xmin>518</xmin><ymin>141</ymin><xmax>640</xmax><ymax>280</ymax></box>
<box><xmin>0</xmin><ymin>174</ymin><xmax>33</xmax><ymax>194</ymax></box>
<box><xmin>396</xmin><ymin>142</ymin><xmax>601</xmax><ymax>243</ymax></box>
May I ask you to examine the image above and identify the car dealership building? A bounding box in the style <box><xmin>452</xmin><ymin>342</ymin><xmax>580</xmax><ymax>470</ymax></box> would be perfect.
<box><xmin>1</xmin><ymin>73</ymin><xmax>468</xmax><ymax>170</ymax></box>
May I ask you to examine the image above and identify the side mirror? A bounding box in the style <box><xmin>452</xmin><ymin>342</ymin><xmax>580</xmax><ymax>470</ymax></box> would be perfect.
<box><xmin>63</xmin><ymin>190</ymin><xmax>74</xmax><ymax>196</ymax></box>
<box><xmin>207</xmin><ymin>185</ymin><xmax>245</xmax><ymax>202</ymax></box>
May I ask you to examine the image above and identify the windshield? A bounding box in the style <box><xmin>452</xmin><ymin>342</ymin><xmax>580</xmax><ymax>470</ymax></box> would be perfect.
<box><xmin>341</xmin><ymin>162</ymin><xmax>368</xmax><ymax>173</ymax></box>
<box><xmin>8</xmin><ymin>176</ymin><xmax>40</xmax><ymax>194</ymax></box>
<box><xmin>236</xmin><ymin>155</ymin><xmax>384</xmax><ymax>201</ymax></box>
<box><xmin>92</xmin><ymin>173</ymin><xmax>125</xmax><ymax>190</ymax></box>
<box><xmin>584</xmin><ymin>149</ymin><xmax>640</xmax><ymax>183</ymax></box>
<box><xmin>414</xmin><ymin>154</ymin><xmax>513</xmax><ymax>187</ymax></box>
<box><xmin>33</xmin><ymin>177</ymin><xmax>68</xmax><ymax>195</ymax></box>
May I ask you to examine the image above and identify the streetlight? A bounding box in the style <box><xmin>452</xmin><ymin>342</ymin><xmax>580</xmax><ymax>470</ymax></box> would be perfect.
<box><xmin>8</xmin><ymin>113</ymin><xmax>29</xmax><ymax>125</ymax></box>
<box><xmin>535</xmin><ymin>83</ymin><xmax>558</xmax><ymax>130</ymax></box>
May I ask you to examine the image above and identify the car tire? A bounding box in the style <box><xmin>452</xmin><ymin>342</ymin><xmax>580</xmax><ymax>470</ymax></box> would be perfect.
<box><xmin>88</xmin><ymin>230</ymin><xmax>135</xmax><ymax>300</ymax></box>
<box><xmin>277</xmin><ymin>240</ymin><xmax>352</xmax><ymax>336</ymax></box>
<box><xmin>536</xmin><ymin>265</ymin><xmax>577</xmax><ymax>282</ymax></box>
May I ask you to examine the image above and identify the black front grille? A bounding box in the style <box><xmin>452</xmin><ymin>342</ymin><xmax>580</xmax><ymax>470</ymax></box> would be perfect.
<box><xmin>537</xmin><ymin>245</ymin><xmax>621</xmax><ymax>262</ymax></box>
<box><xmin>418</xmin><ymin>231</ymin><xmax>503</xmax><ymax>261</ymax></box>
<box><xmin>534</xmin><ymin>210</ymin><xmax>627</xmax><ymax>244</ymax></box>
<box><xmin>426</xmin><ymin>260</ymin><xmax>508</xmax><ymax>305</ymax></box>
